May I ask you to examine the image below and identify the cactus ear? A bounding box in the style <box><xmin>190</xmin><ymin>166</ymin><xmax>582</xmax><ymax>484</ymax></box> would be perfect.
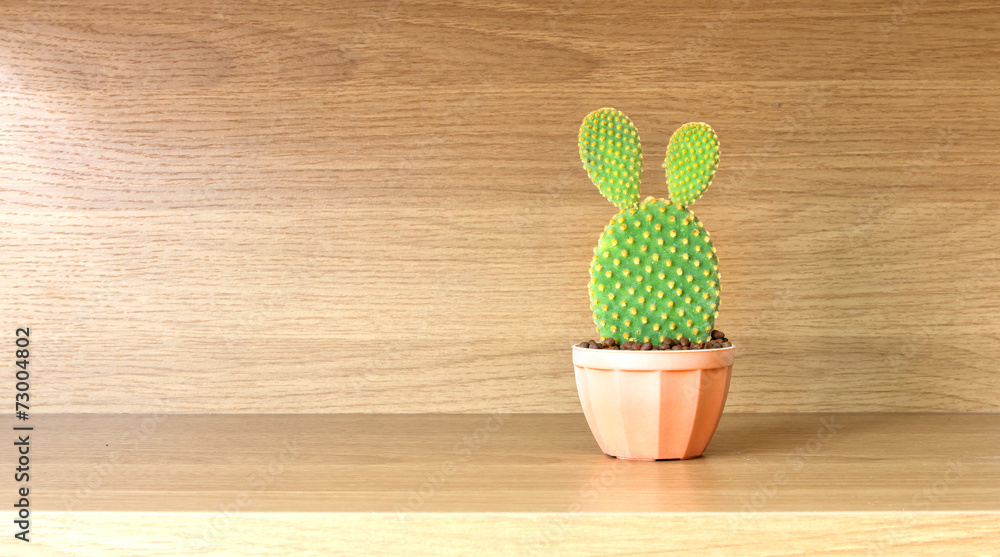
<box><xmin>664</xmin><ymin>122</ymin><xmax>719</xmax><ymax>208</ymax></box>
<box><xmin>579</xmin><ymin>108</ymin><xmax>642</xmax><ymax>209</ymax></box>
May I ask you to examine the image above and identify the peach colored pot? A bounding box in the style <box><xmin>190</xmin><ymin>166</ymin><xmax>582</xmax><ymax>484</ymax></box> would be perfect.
<box><xmin>572</xmin><ymin>345</ymin><xmax>734</xmax><ymax>460</ymax></box>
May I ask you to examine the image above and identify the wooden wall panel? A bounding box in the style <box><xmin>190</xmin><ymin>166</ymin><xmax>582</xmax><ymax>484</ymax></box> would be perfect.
<box><xmin>1</xmin><ymin>0</ymin><xmax>998</xmax><ymax>412</ymax></box>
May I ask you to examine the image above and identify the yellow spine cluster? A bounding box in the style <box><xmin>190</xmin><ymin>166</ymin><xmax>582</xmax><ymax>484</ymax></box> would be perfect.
<box><xmin>588</xmin><ymin>198</ymin><xmax>720</xmax><ymax>342</ymax></box>
<box><xmin>579</xmin><ymin>108</ymin><xmax>642</xmax><ymax>209</ymax></box>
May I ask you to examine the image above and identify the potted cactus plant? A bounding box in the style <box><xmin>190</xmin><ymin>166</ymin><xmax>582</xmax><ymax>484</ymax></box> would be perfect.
<box><xmin>572</xmin><ymin>108</ymin><xmax>735</xmax><ymax>460</ymax></box>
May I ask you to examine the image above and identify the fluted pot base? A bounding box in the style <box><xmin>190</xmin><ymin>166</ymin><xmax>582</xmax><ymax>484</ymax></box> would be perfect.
<box><xmin>572</xmin><ymin>345</ymin><xmax>735</xmax><ymax>460</ymax></box>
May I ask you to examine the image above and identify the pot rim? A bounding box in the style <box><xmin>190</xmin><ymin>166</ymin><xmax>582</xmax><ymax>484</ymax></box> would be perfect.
<box><xmin>571</xmin><ymin>343</ymin><xmax>735</xmax><ymax>352</ymax></box>
<box><xmin>572</xmin><ymin>343</ymin><xmax>735</xmax><ymax>371</ymax></box>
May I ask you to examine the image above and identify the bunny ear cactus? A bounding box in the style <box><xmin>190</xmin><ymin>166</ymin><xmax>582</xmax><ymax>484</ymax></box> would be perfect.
<box><xmin>581</xmin><ymin>109</ymin><xmax>722</xmax><ymax>344</ymax></box>
<box><xmin>579</xmin><ymin>108</ymin><xmax>643</xmax><ymax>209</ymax></box>
<box><xmin>665</xmin><ymin>122</ymin><xmax>720</xmax><ymax>207</ymax></box>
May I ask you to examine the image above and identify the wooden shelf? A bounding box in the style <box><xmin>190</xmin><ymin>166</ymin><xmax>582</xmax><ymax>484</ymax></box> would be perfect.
<box><xmin>11</xmin><ymin>413</ymin><xmax>1000</xmax><ymax>554</ymax></box>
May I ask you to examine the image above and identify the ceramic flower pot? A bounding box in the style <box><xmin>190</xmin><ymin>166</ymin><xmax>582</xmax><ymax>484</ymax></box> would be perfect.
<box><xmin>572</xmin><ymin>345</ymin><xmax>734</xmax><ymax>460</ymax></box>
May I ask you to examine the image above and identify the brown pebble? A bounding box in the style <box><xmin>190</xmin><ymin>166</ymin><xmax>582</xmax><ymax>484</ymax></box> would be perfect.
<box><xmin>578</xmin><ymin>335</ymin><xmax>731</xmax><ymax>351</ymax></box>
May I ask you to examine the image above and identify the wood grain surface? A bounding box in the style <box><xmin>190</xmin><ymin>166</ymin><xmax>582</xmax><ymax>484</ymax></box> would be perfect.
<box><xmin>2</xmin><ymin>1</ymin><xmax>999</xmax><ymax>413</ymax></box>
<box><xmin>6</xmin><ymin>413</ymin><xmax>999</xmax><ymax>555</ymax></box>
<box><xmin>13</xmin><ymin>413</ymin><xmax>998</xmax><ymax>513</ymax></box>
<box><xmin>20</xmin><ymin>513</ymin><xmax>1000</xmax><ymax>556</ymax></box>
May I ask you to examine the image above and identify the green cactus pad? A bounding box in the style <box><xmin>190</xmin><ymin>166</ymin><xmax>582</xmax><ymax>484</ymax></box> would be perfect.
<box><xmin>588</xmin><ymin>197</ymin><xmax>721</xmax><ymax>343</ymax></box>
<box><xmin>664</xmin><ymin>122</ymin><xmax>719</xmax><ymax>208</ymax></box>
<box><xmin>579</xmin><ymin>108</ymin><xmax>642</xmax><ymax>209</ymax></box>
